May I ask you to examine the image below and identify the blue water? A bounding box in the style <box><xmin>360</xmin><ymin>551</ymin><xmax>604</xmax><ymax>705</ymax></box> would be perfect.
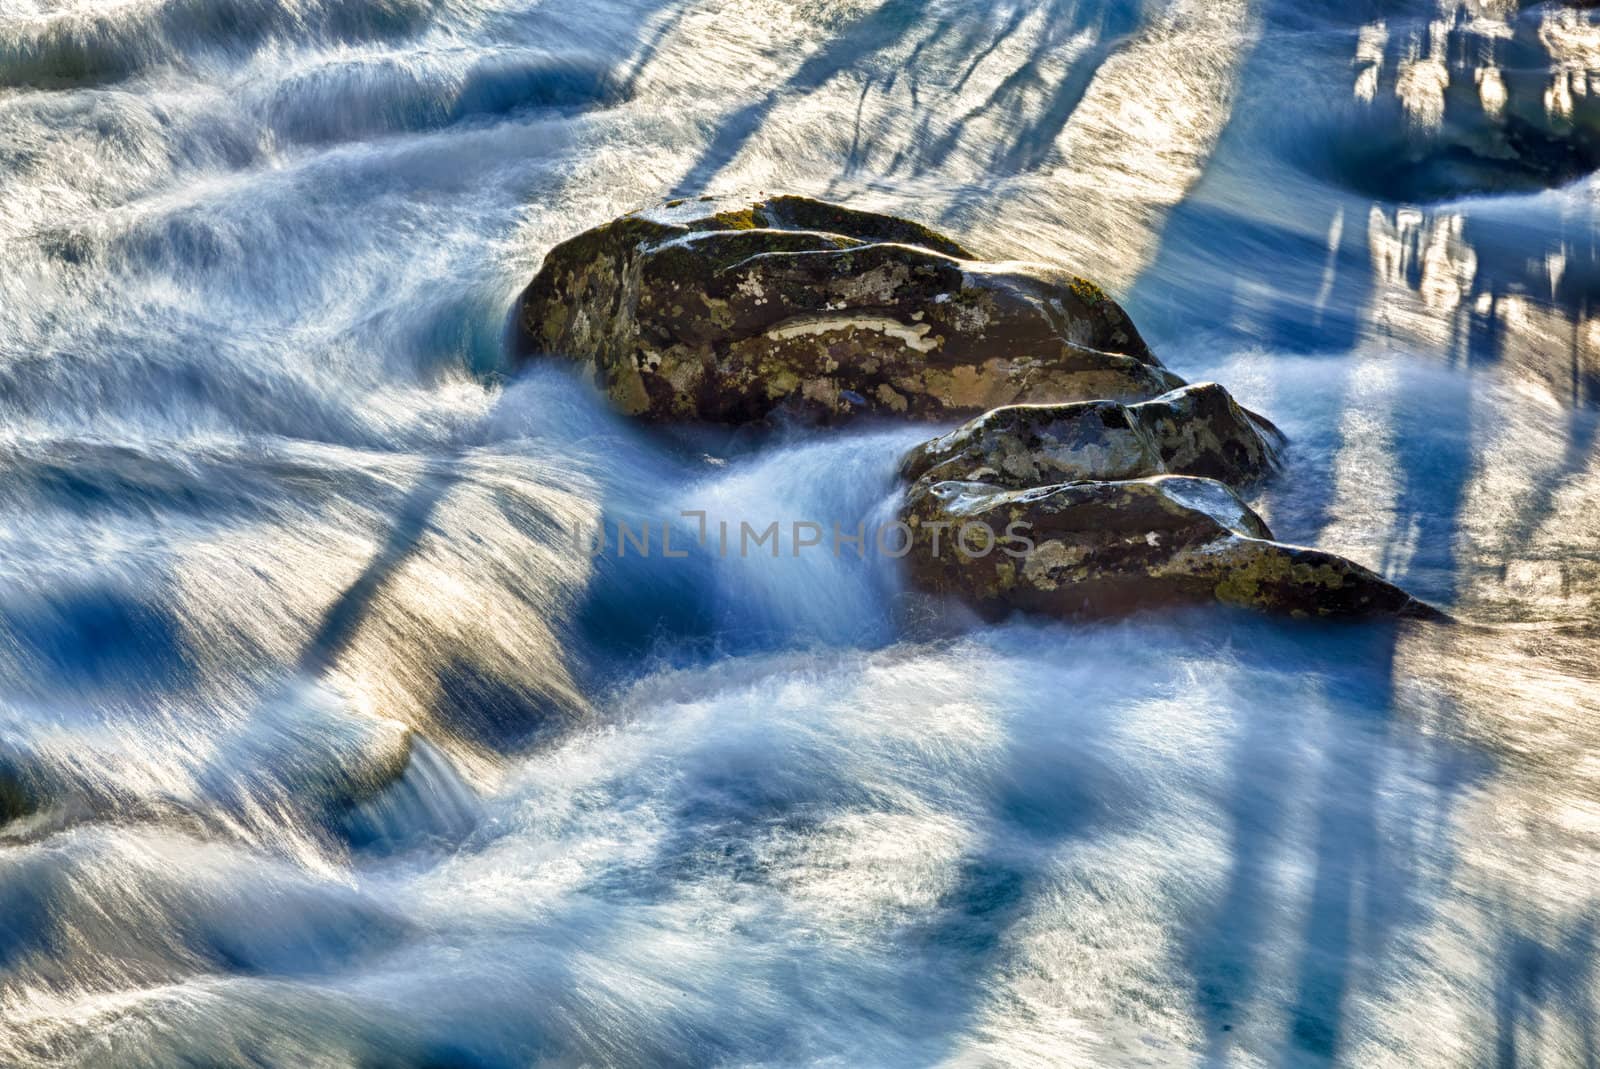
<box><xmin>2</xmin><ymin>0</ymin><xmax>1599</xmax><ymax>1065</ymax></box>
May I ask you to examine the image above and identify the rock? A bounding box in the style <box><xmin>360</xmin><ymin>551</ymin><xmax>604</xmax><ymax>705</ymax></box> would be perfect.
<box><xmin>514</xmin><ymin>195</ymin><xmax>1182</xmax><ymax>424</ymax></box>
<box><xmin>0</xmin><ymin>763</ymin><xmax>35</xmax><ymax>827</ymax></box>
<box><xmin>516</xmin><ymin>193</ymin><xmax>1431</xmax><ymax>621</ymax></box>
<box><xmin>900</xmin><ymin>475</ymin><xmax>1434</xmax><ymax>620</ymax></box>
<box><xmin>0</xmin><ymin>739</ymin><xmax>46</xmax><ymax>836</ymax></box>
<box><xmin>899</xmin><ymin>382</ymin><xmax>1284</xmax><ymax>491</ymax></box>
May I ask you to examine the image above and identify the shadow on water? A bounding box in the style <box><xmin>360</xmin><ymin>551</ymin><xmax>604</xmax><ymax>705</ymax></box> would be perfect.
<box><xmin>1168</xmin><ymin>618</ymin><xmax>1479</xmax><ymax>1067</ymax></box>
<box><xmin>1491</xmin><ymin>910</ymin><xmax>1600</xmax><ymax>1069</ymax></box>
<box><xmin>1278</xmin><ymin>630</ymin><xmax>1399</xmax><ymax>1066</ymax></box>
<box><xmin>1122</xmin><ymin>5</ymin><xmax>1522</xmax><ymax>1062</ymax></box>
<box><xmin>670</xmin><ymin>0</ymin><xmax>928</xmax><ymax>197</ymax></box>
<box><xmin>918</xmin><ymin>0</ymin><xmax>1144</xmax><ymax>180</ymax></box>
<box><xmin>614</xmin><ymin>6</ymin><xmax>696</xmax><ymax>100</ymax></box>
<box><xmin>1183</xmin><ymin>639</ymin><xmax>1300</xmax><ymax>1060</ymax></box>
<box><xmin>912</xmin><ymin>647</ymin><xmax>1135</xmax><ymax>1059</ymax></box>
<box><xmin>296</xmin><ymin>468</ymin><xmax>456</xmax><ymax>679</ymax></box>
<box><xmin>0</xmin><ymin>576</ymin><xmax>193</xmax><ymax>700</ymax></box>
<box><xmin>1127</xmin><ymin>0</ymin><xmax>1373</xmax><ymax>354</ymax></box>
<box><xmin>672</xmin><ymin>0</ymin><xmax>1157</xmax><ymax>200</ymax></box>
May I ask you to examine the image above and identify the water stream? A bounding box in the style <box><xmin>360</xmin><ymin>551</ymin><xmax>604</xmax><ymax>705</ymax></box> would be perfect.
<box><xmin>2</xmin><ymin>0</ymin><xmax>1599</xmax><ymax>1064</ymax></box>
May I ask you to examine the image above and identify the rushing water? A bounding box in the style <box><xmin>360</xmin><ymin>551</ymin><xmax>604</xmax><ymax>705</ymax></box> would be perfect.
<box><xmin>2</xmin><ymin>0</ymin><xmax>1600</xmax><ymax>1065</ymax></box>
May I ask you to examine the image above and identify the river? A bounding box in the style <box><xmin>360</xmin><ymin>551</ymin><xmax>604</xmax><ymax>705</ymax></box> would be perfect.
<box><xmin>2</xmin><ymin>0</ymin><xmax>1599</xmax><ymax>1065</ymax></box>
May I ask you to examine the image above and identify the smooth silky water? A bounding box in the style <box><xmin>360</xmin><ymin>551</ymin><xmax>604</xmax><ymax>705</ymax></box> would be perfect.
<box><xmin>2</xmin><ymin>0</ymin><xmax>1598</xmax><ymax>1065</ymax></box>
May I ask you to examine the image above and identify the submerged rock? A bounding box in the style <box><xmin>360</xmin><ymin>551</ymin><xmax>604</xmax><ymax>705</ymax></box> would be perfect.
<box><xmin>0</xmin><ymin>756</ymin><xmax>36</xmax><ymax>828</ymax></box>
<box><xmin>514</xmin><ymin>195</ymin><xmax>1180</xmax><ymax>424</ymax></box>
<box><xmin>901</xmin><ymin>475</ymin><xmax>1432</xmax><ymax>620</ymax></box>
<box><xmin>899</xmin><ymin>382</ymin><xmax>1284</xmax><ymax>490</ymax></box>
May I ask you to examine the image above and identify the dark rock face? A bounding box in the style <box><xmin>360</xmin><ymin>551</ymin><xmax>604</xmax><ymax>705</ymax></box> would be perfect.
<box><xmin>899</xmin><ymin>382</ymin><xmax>1285</xmax><ymax>490</ymax></box>
<box><xmin>896</xmin><ymin>381</ymin><xmax>1435</xmax><ymax>620</ymax></box>
<box><xmin>516</xmin><ymin>195</ymin><xmax>1434</xmax><ymax>621</ymax></box>
<box><xmin>900</xmin><ymin>475</ymin><xmax>1429</xmax><ymax>620</ymax></box>
<box><xmin>0</xmin><ymin>762</ymin><xmax>35</xmax><ymax>828</ymax></box>
<box><xmin>514</xmin><ymin>195</ymin><xmax>1180</xmax><ymax>424</ymax></box>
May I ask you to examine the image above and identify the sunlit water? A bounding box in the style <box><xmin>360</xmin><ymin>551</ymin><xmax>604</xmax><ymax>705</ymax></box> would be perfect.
<box><xmin>2</xmin><ymin>0</ymin><xmax>1599</xmax><ymax>1065</ymax></box>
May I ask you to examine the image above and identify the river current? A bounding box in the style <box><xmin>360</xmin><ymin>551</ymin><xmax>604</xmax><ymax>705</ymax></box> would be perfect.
<box><xmin>2</xmin><ymin>0</ymin><xmax>1599</xmax><ymax>1065</ymax></box>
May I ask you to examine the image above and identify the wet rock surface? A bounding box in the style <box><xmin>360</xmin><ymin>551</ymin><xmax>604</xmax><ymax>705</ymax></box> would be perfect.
<box><xmin>519</xmin><ymin>196</ymin><xmax>1433</xmax><ymax>621</ymax></box>
<box><xmin>514</xmin><ymin>195</ymin><xmax>1180</xmax><ymax>424</ymax></box>
<box><xmin>900</xmin><ymin>475</ymin><xmax>1430</xmax><ymax>620</ymax></box>
<box><xmin>0</xmin><ymin>755</ymin><xmax>37</xmax><ymax>829</ymax></box>
<box><xmin>899</xmin><ymin>382</ymin><xmax>1285</xmax><ymax>490</ymax></box>
<box><xmin>896</xmin><ymin>385</ymin><xmax>1435</xmax><ymax>620</ymax></box>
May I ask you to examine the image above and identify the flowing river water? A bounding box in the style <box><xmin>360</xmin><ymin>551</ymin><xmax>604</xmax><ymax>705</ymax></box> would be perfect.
<box><xmin>2</xmin><ymin>0</ymin><xmax>1600</xmax><ymax>1065</ymax></box>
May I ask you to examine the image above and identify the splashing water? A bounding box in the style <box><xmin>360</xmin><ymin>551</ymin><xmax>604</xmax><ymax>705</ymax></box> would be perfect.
<box><xmin>2</xmin><ymin>0</ymin><xmax>1599</xmax><ymax>1065</ymax></box>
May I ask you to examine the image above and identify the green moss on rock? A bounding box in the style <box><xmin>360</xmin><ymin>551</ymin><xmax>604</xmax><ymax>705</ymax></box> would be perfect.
<box><xmin>898</xmin><ymin>470</ymin><xmax>1434</xmax><ymax>621</ymax></box>
<box><xmin>514</xmin><ymin>194</ymin><xmax>1176</xmax><ymax>425</ymax></box>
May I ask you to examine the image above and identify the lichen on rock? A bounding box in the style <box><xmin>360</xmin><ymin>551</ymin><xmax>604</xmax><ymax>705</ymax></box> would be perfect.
<box><xmin>514</xmin><ymin>195</ymin><xmax>1180</xmax><ymax>424</ymax></box>
<box><xmin>899</xmin><ymin>381</ymin><xmax>1285</xmax><ymax>490</ymax></box>
<box><xmin>894</xmin><ymin>381</ymin><xmax>1435</xmax><ymax>620</ymax></box>
<box><xmin>899</xmin><ymin>473</ymin><xmax>1434</xmax><ymax>620</ymax></box>
<box><xmin>515</xmin><ymin>193</ymin><xmax>1435</xmax><ymax>622</ymax></box>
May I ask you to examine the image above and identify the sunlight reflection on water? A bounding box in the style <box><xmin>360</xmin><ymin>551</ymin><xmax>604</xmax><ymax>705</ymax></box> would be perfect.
<box><xmin>0</xmin><ymin>0</ymin><xmax>1598</xmax><ymax>1065</ymax></box>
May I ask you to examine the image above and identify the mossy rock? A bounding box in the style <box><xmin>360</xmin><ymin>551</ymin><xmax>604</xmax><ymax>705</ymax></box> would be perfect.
<box><xmin>514</xmin><ymin>195</ymin><xmax>1180</xmax><ymax>424</ymax></box>
<box><xmin>900</xmin><ymin>381</ymin><xmax>1284</xmax><ymax>492</ymax></box>
<box><xmin>899</xmin><ymin>473</ymin><xmax>1434</xmax><ymax>620</ymax></box>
